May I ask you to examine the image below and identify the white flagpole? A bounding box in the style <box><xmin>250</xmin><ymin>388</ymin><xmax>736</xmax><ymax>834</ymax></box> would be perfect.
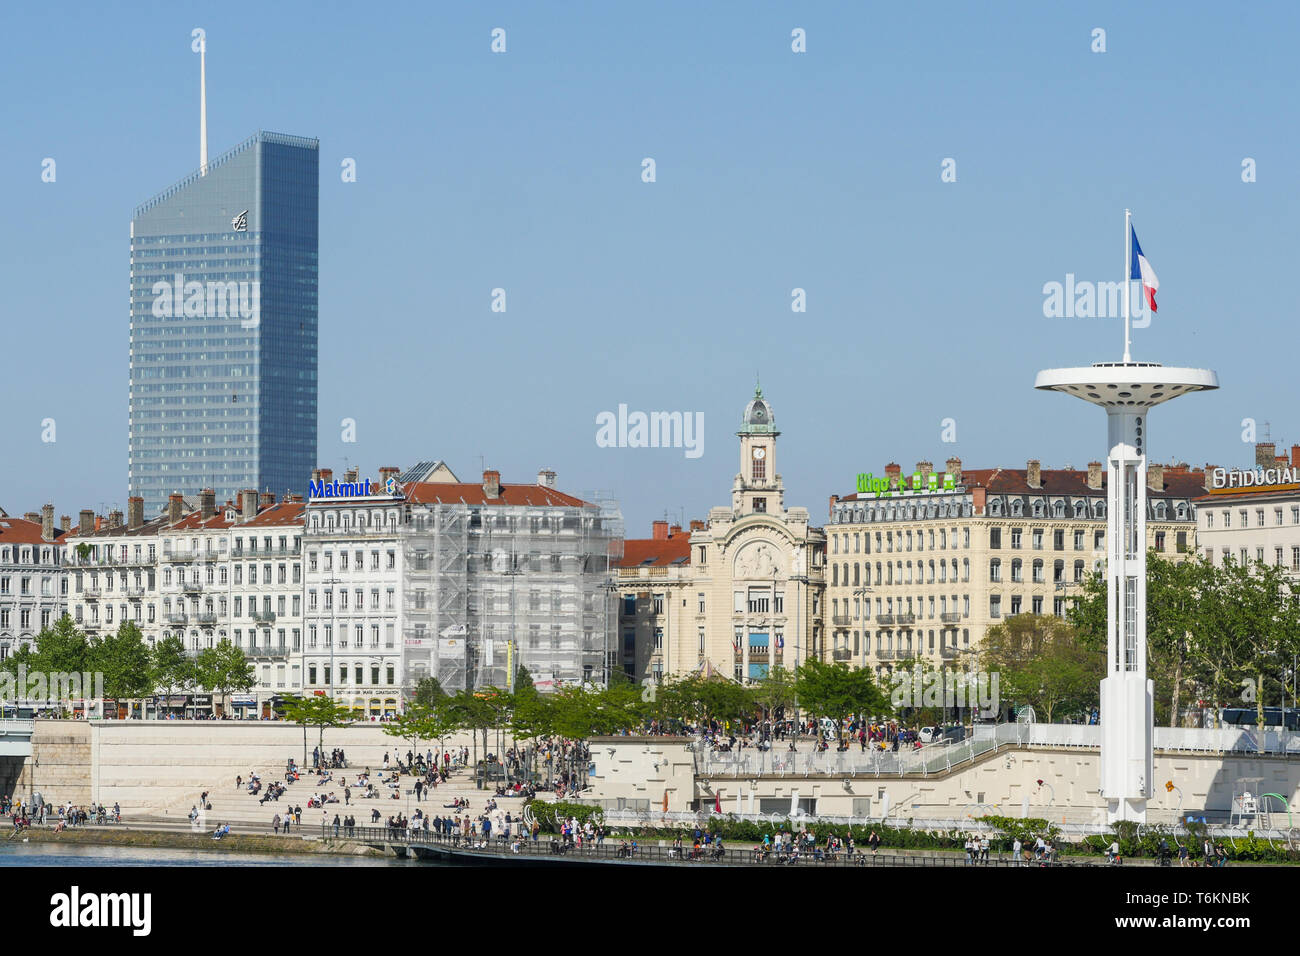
<box><xmin>200</xmin><ymin>38</ymin><xmax>208</xmax><ymax>176</ymax></box>
<box><xmin>1123</xmin><ymin>208</ymin><xmax>1132</xmax><ymax>363</ymax></box>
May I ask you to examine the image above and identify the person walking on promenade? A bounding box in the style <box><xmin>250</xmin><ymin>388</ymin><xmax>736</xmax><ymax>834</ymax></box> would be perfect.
<box><xmin>273</xmin><ymin>813</ymin><xmax>281</xmax><ymax>834</ymax></box>
<box><xmin>333</xmin><ymin>814</ymin><xmax>341</xmax><ymax>837</ymax></box>
<box><xmin>236</xmin><ymin>775</ymin><xmax>242</xmax><ymax>790</ymax></box>
<box><xmin>980</xmin><ymin>836</ymin><xmax>990</xmax><ymax>864</ymax></box>
<box><xmin>869</xmin><ymin>830</ymin><xmax>881</xmax><ymax>855</ymax></box>
<box><xmin>283</xmin><ymin>812</ymin><xmax>291</xmax><ymax>834</ymax></box>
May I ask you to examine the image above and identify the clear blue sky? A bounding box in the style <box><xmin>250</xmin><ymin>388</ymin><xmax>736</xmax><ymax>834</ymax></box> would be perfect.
<box><xmin>2</xmin><ymin>1</ymin><xmax>1295</xmax><ymax>533</ymax></box>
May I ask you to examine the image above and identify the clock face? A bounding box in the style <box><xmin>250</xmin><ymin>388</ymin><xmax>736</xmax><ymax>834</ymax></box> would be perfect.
<box><xmin>753</xmin><ymin>447</ymin><xmax>766</xmax><ymax>460</ymax></box>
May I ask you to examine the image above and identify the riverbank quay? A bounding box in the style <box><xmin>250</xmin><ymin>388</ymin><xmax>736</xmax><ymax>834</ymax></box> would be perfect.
<box><xmin>8</xmin><ymin>822</ymin><xmax>382</xmax><ymax>857</ymax></box>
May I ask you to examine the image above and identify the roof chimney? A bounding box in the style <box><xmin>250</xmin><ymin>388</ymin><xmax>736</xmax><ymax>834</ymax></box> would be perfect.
<box><xmin>537</xmin><ymin>469</ymin><xmax>557</xmax><ymax>489</ymax></box>
<box><xmin>41</xmin><ymin>504</ymin><xmax>54</xmax><ymax>542</ymax></box>
<box><xmin>917</xmin><ymin>461</ymin><xmax>933</xmax><ymax>479</ymax></box>
<box><xmin>311</xmin><ymin>467</ymin><xmax>321</xmax><ymax>483</ymax></box>
<box><xmin>60</xmin><ymin>515</ymin><xmax>71</xmax><ymax>533</ymax></box>
<box><xmin>319</xmin><ymin>468</ymin><xmax>333</xmax><ymax>485</ymax></box>
<box><xmin>288</xmin><ymin>493</ymin><xmax>304</xmax><ymax>503</ymax></box>
<box><xmin>199</xmin><ymin>488</ymin><xmax>216</xmax><ymax>519</ymax></box>
<box><xmin>689</xmin><ymin>519</ymin><xmax>706</xmax><ymax>532</ymax></box>
<box><xmin>1087</xmin><ymin>461</ymin><xmax>1103</xmax><ymax>490</ymax></box>
<box><xmin>829</xmin><ymin>493</ymin><xmax>839</xmax><ymax>517</ymax></box>
<box><xmin>669</xmin><ymin>524</ymin><xmax>682</xmax><ymax>537</ymax></box>
<box><xmin>884</xmin><ymin>463</ymin><xmax>901</xmax><ymax>490</ymax></box>
<box><xmin>482</xmin><ymin>470</ymin><xmax>501</xmax><ymax>500</ymax></box>
<box><xmin>107</xmin><ymin>510</ymin><xmax>123</xmax><ymax>530</ymax></box>
<box><xmin>945</xmin><ymin>457</ymin><xmax>962</xmax><ymax>487</ymax></box>
<box><xmin>260</xmin><ymin>490</ymin><xmax>275</xmax><ymax>507</ymax></box>
<box><xmin>378</xmin><ymin>466</ymin><xmax>400</xmax><ymax>490</ymax></box>
<box><xmin>167</xmin><ymin>494</ymin><xmax>184</xmax><ymax>526</ymax></box>
<box><xmin>240</xmin><ymin>489</ymin><xmax>258</xmax><ymax>521</ymax></box>
<box><xmin>1147</xmin><ymin>463</ymin><xmax>1164</xmax><ymax>492</ymax></box>
<box><xmin>127</xmin><ymin>497</ymin><xmax>144</xmax><ymax>530</ymax></box>
<box><xmin>652</xmin><ymin>520</ymin><xmax>669</xmax><ymax>541</ymax></box>
<box><xmin>79</xmin><ymin>509</ymin><xmax>95</xmax><ymax>535</ymax></box>
<box><xmin>1256</xmin><ymin>442</ymin><xmax>1276</xmax><ymax>467</ymax></box>
<box><xmin>1025</xmin><ymin>460</ymin><xmax>1041</xmax><ymax>489</ymax></box>
<box><xmin>344</xmin><ymin>467</ymin><xmax>358</xmax><ymax>484</ymax></box>
<box><xmin>1292</xmin><ymin>445</ymin><xmax>1300</xmax><ymax>469</ymax></box>
<box><xmin>23</xmin><ymin>512</ymin><xmax>39</xmax><ymax>524</ymax></box>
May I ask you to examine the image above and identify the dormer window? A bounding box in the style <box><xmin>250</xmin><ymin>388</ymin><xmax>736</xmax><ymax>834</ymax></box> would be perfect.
<box><xmin>1011</xmin><ymin>500</ymin><xmax>1023</xmax><ymax>517</ymax></box>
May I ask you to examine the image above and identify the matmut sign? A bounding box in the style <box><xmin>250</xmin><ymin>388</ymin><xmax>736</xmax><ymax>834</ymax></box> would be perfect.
<box><xmin>1210</xmin><ymin>467</ymin><xmax>1300</xmax><ymax>493</ymax></box>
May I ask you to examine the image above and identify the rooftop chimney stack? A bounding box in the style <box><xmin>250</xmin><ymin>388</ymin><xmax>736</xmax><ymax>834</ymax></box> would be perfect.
<box><xmin>240</xmin><ymin>489</ymin><xmax>258</xmax><ymax>521</ymax></box>
<box><xmin>128</xmin><ymin>497</ymin><xmax>144</xmax><ymax>530</ymax></box>
<box><xmin>1256</xmin><ymin>442</ymin><xmax>1276</xmax><ymax>467</ymax></box>
<box><xmin>652</xmin><ymin>520</ymin><xmax>669</xmax><ymax>541</ymax></box>
<box><xmin>80</xmin><ymin>509</ymin><xmax>95</xmax><ymax>535</ymax></box>
<box><xmin>23</xmin><ymin>512</ymin><xmax>39</xmax><ymax>524</ymax></box>
<box><xmin>311</xmin><ymin>467</ymin><xmax>321</xmax><ymax>483</ymax></box>
<box><xmin>918</xmin><ymin>461</ymin><xmax>933</xmax><ymax>479</ymax></box>
<box><xmin>669</xmin><ymin>524</ymin><xmax>682</xmax><ymax>537</ymax></box>
<box><xmin>482</xmin><ymin>470</ymin><xmax>501</xmax><ymax>500</ymax></box>
<box><xmin>167</xmin><ymin>494</ymin><xmax>184</xmax><ymax>526</ymax></box>
<box><xmin>689</xmin><ymin>519</ymin><xmax>706</xmax><ymax>532</ymax></box>
<box><xmin>1147</xmin><ymin>463</ymin><xmax>1164</xmax><ymax>492</ymax></box>
<box><xmin>884</xmin><ymin>463</ymin><xmax>902</xmax><ymax>490</ymax></box>
<box><xmin>829</xmin><ymin>493</ymin><xmax>839</xmax><ymax>517</ymax></box>
<box><xmin>107</xmin><ymin>510</ymin><xmax>123</xmax><ymax>530</ymax></box>
<box><xmin>1087</xmin><ymin>461</ymin><xmax>1104</xmax><ymax>490</ymax></box>
<box><xmin>344</xmin><ymin>467</ymin><xmax>358</xmax><ymax>484</ymax></box>
<box><xmin>60</xmin><ymin>515</ymin><xmax>71</xmax><ymax>533</ymax></box>
<box><xmin>41</xmin><ymin>504</ymin><xmax>54</xmax><ymax>542</ymax></box>
<box><xmin>945</xmin><ymin>457</ymin><xmax>962</xmax><ymax>486</ymax></box>
<box><xmin>1027</xmin><ymin>459</ymin><xmax>1042</xmax><ymax>489</ymax></box>
<box><xmin>537</xmin><ymin>469</ymin><xmax>557</xmax><ymax>489</ymax></box>
<box><xmin>319</xmin><ymin>468</ymin><xmax>333</xmax><ymax>486</ymax></box>
<box><xmin>260</xmin><ymin>491</ymin><xmax>275</xmax><ymax>507</ymax></box>
<box><xmin>378</xmin><ymin>467</ymin><xmax>400</xmax><ymax>490</ymax></box>
<box><xmin>199</xmin><ymin>489</ymin><xmax>216</xmax><ymax>519</ymax></box>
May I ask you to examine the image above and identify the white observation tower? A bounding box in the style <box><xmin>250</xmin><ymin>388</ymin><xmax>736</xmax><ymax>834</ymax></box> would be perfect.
<box><xmin>1034</xmin><ymin>211</ymin><xmax>1217</xmax><ymax>823</ymax></box>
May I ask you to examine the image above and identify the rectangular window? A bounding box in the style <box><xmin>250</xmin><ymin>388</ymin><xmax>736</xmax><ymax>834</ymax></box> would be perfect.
<box><xmin>989</xmin><ymin>528</ymin><xmax>1001</xmax><ymax>549</ymax></box>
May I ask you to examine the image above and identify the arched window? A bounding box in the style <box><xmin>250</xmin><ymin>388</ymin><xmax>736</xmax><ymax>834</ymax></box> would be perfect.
<box><xmin>990</xmin><ymin>499</ymin><xmax>1003</xmax><ymax>516</ymax></box>
<box><xmin>1176</xmin><ymin>503</ymin><xmax>1188</xmax><ymax>520</ymax></box>
<box><xmin>1011</xmin><ymin>499</ymin><xmax>1023</xmax><ymax>517</ymax></box>
<box><xmin>1155</xmin><ymin>501</ymin><xmax>1167</xmax><ymax>519</ymax></box>
<box><xmin>1095</xmin><ymin>501</ymin><xmax>1106</xmax><ymax>518</ymax></box>
<box><xmin>1074</xmin><ymin>501</ymin><xmax>1086</xmax><ymax>518</ymax></box>
<box><xmin>1032</xmin><ymin>500</ymin><xmax>1045</xmax><ymax>518</ymax></box>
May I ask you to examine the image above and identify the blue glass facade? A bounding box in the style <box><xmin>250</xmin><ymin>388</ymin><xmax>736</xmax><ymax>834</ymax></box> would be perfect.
<box><xmin>129</xmin><ymin>131</ymin><xmax>318</xmax><ymax>513</ymax></box>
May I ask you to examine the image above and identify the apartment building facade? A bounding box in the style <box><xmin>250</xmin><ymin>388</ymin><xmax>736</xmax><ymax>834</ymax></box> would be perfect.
<box><xmin>827</xmin><ymin>457</ymin><xmax>1204</xmax><ymax>680</ymax></box>
<box><xmin>1195</xmin><ymin>441</ymin><xmax>1300</xmax><ymax>577</ymax></box>
<box><xmin>0</xmin><ymin>506</ymin><xmax>68</xmax><ymax>660</ymax></box>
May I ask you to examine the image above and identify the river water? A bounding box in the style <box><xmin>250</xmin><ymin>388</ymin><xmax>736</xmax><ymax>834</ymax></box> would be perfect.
<box><xmin>0</xmin><ymin>841</ymin><xmax>426</xmax><ymax>866</ymax></box>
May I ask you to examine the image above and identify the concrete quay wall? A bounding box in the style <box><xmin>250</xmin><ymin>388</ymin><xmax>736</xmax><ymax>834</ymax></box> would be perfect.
<box><xmin>9</xmin><ymin>721</ymin><xmax>485</xmax><ymax>815</ymax></box>
<box><xmin>587</xmin><ymin>738</ymin><xmax>1300</xmax><ymax>825</ymax></box>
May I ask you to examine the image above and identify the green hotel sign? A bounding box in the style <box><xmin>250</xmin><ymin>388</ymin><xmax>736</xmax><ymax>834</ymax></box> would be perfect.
<box><xmin>856</xmin><ymin>471</ymin><xmax>957</xmax><ymax>497</ymax></box>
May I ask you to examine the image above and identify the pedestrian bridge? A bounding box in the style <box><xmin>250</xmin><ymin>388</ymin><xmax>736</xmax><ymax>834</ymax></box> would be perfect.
<box><xmin>0</xmin><ymin>720</ymin><xmax>34</xmax><ymax>757</ymax></box>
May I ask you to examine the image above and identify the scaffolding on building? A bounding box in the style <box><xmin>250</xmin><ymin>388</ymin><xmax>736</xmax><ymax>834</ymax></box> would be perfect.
<box><xmin>400</xmin><ymin>493</ymin><xmax>624</xmax><ymax>693</ymax></box>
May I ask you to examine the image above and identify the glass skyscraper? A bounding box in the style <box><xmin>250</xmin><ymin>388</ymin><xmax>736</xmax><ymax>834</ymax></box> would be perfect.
<box><xmin>129</xmin><ymin>130</ymin><xmax>319</xmax><ymax>513</ymax></box>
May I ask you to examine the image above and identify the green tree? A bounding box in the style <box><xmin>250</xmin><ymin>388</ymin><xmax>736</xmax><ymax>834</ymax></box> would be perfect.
<box><xmin>195</xmin><ymin>639</ymin><xmax>255</xmax><ymax>716</ymax></box>
<box><xmin>90</xmin><ymin>620</ymin><xmax>153</xmax><ymax>703</ymax></box>
<box><xmin>279</xmin><ymin>693</ymin><xmax>353</xmax><ymax>763</ymax></box>
<box><xmin>412</xmin><ymin>676</ymin><xmax>448</xmax><ymax>708</ymax></box>
<box><xmin>149</xmin><ymin>635</ymin><xmax>190</xmax><ymax>716</ymax></box>
<box><xmin>979</xmin><ymin>614</ymin><xmax>1100</xmax><ymax>723</ymax></box>
<box><xmin>793</xmin><ymin>658</ymin><xmax>890</xmax><ymax>740</ymax></box>
<box><xmin>752</xmin><ymin>665</ymin><xmax>797</xmax><ymax>734</ymax></box>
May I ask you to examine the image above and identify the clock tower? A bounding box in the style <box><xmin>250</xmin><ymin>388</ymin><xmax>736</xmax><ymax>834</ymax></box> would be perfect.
<box><xmin>734</xmin><ymin>384</ymin><xmax>784</xmax><ymax>516</ymax></box>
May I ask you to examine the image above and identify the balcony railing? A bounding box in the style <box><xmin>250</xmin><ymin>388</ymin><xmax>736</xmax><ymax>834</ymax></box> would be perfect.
<box><xmin>82</xmin><ymin>586</ymin><xmax>102</xmax><ymax>599</ymax></box>
<box><xmin>163</xmin><ymin>550</ymin><xmax>198</xmax><ymax>562</ymax></box>
<box><xmin>873</xmin><ymin>648</ymin><xmax>893</xmax><ymax>660</ymax></box>
<box><xmin>940</xmin><ymin>612</ymin><xmax>961</xmax><ymax>623</ymax></box>
<box><xmin>896</xmin><ymin>613</ymin><xmax>916</xmax><ymax>625</ymax></box>
<box><xmin>166</xmin><ymin>613</ymin><xmax>188</xmax><ymax>624</ymax></box>
<box><xmin>126</xmin><ymin>586</ymin><xmax>148</xmax><ymax>598</ymax></box>
<box><xmin>196</xmin><ymin>612</ymin><xmax>218</xmax><ymax>625</ymax></box>
<box><xmin>248</xmin><ymin>645</ymin><xmax>291</xmax><ymax>659</ymax></box>
<box><xmin>182</xmin><ymin>581</ymin><xmax>203</xmax><ymax>593</ymax></box>
<box><xmin>875</xmin><ymin>614</ymin><xmax>894</xmax><ymax>625</ymax></box>
<box><xmin>252</xmin><ymin>610</ymin><xmax>277</xmax><ymax>623</ymax></box>
<box><xmin>940</xmin><ymin>645</ymin><xmax>962</xmax><ymax>659</ymax></box>
<box><xmin>832</xmin><ymin>648</ymin><xmax>853</xmax><ymax>662</ymax></box>
<box><xmin>831</xmin><ymin>615</ymin><xmax>853</xmax><ymax>627</ymax></box>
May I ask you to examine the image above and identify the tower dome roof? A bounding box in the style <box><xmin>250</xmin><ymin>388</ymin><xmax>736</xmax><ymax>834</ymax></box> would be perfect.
<box><xmin>740</xmin><ymin>384</ymin><xmax>778</xmax><ymax>434</ymax></box>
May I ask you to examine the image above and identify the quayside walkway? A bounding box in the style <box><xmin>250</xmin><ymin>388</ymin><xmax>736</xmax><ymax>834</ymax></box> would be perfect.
<box><xmin>323</xmin><ymin>824</ymin><xmax>1121</xmax><ymax>867</ymax></box>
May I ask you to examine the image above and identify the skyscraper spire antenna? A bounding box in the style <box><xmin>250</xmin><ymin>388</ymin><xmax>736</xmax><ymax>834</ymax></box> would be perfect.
<box><xmin>199</xmin><ymin>33</ymin><xmax>208</xmax><ymax>175</ymax></box>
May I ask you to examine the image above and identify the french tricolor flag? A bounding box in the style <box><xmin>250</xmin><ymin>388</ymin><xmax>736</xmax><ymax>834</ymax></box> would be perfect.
<box><xmin>1130</xmin><ymin>225</ymin><xmax>1159</xmax><ymax>313</ymax></box>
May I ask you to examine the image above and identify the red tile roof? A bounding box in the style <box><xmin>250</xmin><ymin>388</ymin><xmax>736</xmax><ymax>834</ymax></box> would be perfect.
<box><xmin>0</xmin><ymin>517</ymin><xmax>63</xmax><ymax>546</ymax></box>
<box><xmin>615</xmin><ymin>533</ymin><xmax>692</xmax><ymax>568</ymax></box>
<box><xmin>239</xmin><ymin>502</ymin><xmax>306</xmax><ymax>527</ymax></box>
<box><xmin>400</xmin><ymin>482</ymin><xmax>593</xmax><ymax>508</ymax></box>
